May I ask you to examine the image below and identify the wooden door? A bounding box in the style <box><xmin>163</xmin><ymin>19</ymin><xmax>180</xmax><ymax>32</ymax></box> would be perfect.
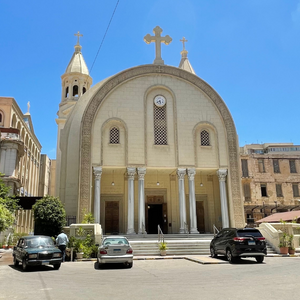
<box><xmin>105</xmin><ymin>201</ymin><xmax>119</xmax><ymax>234</ymax></box>
<box><xmin>196</xmin><ymin>201</ymin><xmax>205</xmax><ymax>233</ymax></box>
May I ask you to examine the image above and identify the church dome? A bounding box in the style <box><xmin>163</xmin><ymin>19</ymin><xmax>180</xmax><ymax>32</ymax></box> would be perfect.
<box><xmin>65</xmin><ymin>44</ymin><xmax>90</xmax><ymax>75</ymax></box>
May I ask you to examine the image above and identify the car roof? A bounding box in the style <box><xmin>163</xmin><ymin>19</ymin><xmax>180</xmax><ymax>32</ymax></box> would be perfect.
<box><xmin>103</xmin><ymin>236</ymin><xmax>128</xmax><ymax>239</ymax></box>
<box><xmin>23</xmin><ymin>235</ymin><xmax>52</xmax><ymax>239</ymax></box>
<box><xmin>222</xmin><ymin>228</ymin><xmax>260</xmax><ymax>231</ymax></box>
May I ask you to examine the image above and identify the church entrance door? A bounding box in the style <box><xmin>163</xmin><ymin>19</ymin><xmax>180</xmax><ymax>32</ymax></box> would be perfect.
<box><xmin>105</xmin><ymin>201</ymin><xmax>119</xmax><ymax>234</ymax></box>
<box><xmin>146</xmin><ymin>196</ymin><xmax>167</xmax><ymax>234</ymax></box>
<box><xmin>196</xmin><ymin>201</ymin><xmax>205</xmax><ymax>233</ymax></box>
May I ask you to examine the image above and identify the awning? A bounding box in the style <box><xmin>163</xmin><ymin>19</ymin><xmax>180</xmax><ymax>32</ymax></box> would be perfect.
<box><xmin>256</xmin><ymin>210</ymin><xmax>300</xmax><ymax>224</ymax></box>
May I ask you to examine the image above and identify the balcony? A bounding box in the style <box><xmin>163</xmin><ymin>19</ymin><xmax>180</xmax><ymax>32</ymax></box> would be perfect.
<box><xmin>0</xmin><ymin>128</ymin><xmax>22</xmax><ymax>141</ymax></box>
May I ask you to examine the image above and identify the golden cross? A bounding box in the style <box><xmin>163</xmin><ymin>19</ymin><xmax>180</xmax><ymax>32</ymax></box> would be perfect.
<box><xmin>180</xmin><ymin>37</ymin><xmax>188</xmax><ymax>51</ymax></box>
<box><xmin>74</xmin><ymin>31</ymin><xmax>83</xmax><ymax>45</ymax></box>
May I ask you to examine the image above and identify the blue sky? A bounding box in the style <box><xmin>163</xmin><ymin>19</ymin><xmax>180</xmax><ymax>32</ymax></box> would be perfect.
<box><xmin>1</xmin><ymin>0</ymin><xmax>300</xmax><ymax>159</ymax></box>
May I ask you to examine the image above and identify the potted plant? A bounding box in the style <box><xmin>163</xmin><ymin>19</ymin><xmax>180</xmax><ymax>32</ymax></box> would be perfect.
<box><xmin>278</xmin><ymin>220</ymin><xmax>289</xmax><ymax>254</ymax></box>
<box><xmin>288</xmin><ymin>234</ymin><xmax>295</xmax><ymax>255</ymax></box>
<box><xmin>159</xmin><ymin>242</ymin><xmax>168</xmax><ymax>256</ymax></box>
<box><xmin>75</xmin><ymin>240</ymin><xmax>84</xmax><ymax>259</ymax></box>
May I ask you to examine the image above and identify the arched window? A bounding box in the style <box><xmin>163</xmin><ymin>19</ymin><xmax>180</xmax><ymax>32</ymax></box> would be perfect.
<box><xmin>200</xmin><ymin>130</ymin><xmax>210</xmax><ymax>146</ymax></box>
<box><xmin>65</xmin><ymin>87</ymin><xmax>69</xmax><ymax>98</ymax></box>
<box><xmin>73</xmin><ymin>85</ymin><xmax>78</xmax><ymax>97</ymax></box>
<box><xmin>82</xmin><ymin>87</ymin><xmax>86</xmax><ymax>94</ymax></box>
<box><xmin>154</xmin><ymin>105</ymin><xmax>167</xmax><ymax>145</ymax></box>
<box><xmin>110</xmin><ymin>127</ymin><xmax>120</xmax><ymax>144</ymax></box>
<box><xmin>0</xmin><ymin>111</ymin><xmax>3</xmax><ymax>125</ymax></box>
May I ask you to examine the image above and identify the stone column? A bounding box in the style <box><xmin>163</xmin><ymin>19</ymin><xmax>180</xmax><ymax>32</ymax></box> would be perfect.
<box><xmin>93</xmin><ymin>166</ymin><xmax>102</xmax><ymax>224</ymax></box>
<box><xmin>177</xmin><ymin>168</ymin><xmax>187</xmax><ymax>233</ymax></box>
<box><xmin>187</xmin><ymin>168</ymin><xmax>199</xmax><ymax>234</ymax></box>
<box><xmin>217</xmin><ymin>169</ymin><xmax>229</xmax><ymax>228</ymax></box>
<box><xmin>127</xmin><ymin>167</ymin><xmax>136</xmax><ymax>234</ymax></box>
<box><xmin>137</xmin><ymin>168</ymin><xmax>147</xmax><ymax>234</ymax></box>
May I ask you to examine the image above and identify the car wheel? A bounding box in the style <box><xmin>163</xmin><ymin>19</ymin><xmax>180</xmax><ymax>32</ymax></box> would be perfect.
<box><xmin>53</xmin><ymin>263</ymin><xmax>61</xmax><ymax>270</ymax></box>
<box><xmin>126</xmin><ymin>262</ymin><xmax>133</xmax><ymax>268</ymax></box>
<box><xmin>256</xmin><ymin>256</ymin><xmax>264</xmax><ymax>263</ymax></box>
<box><xmin>210</xmin><ymin>246</ymin><xmax>217</xmax><ymax>258</ymax></box>
<box><xmin>13</xmin><ymin>255</ymin><xmax>19</xmax><ymax>267</ymax></box>
<box><xmin>226</xmin><ymin>249</ymin><xmax>235</xmax><ymax>264</ymax></box>
<box><xmin>22</xmin><ymin>259</ymin><xmax>28</xmax><ymax>271</ymax></box>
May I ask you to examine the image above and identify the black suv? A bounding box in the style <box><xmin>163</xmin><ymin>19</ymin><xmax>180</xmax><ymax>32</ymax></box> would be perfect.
<box><xmin>210</xmin><ymin>228</ymin><xmax>267</xmax><ymax>263</ymax></box>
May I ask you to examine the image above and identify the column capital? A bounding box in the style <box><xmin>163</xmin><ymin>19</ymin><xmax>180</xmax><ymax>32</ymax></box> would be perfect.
<box><xmin>187</xmin><ymin>168</ymin><xmax>196</xmax><ymax>180</ymax></box>
<box><xmin>217</xmin><ymin>169</ymin><xmax>227</xmax><ymax>182</ymax></box>
<box><xmin>177</xmin><ymin>168</ymin><xmax>186</xmax><ymax>180</ymax></box>
<box><xmin>93</xmin><ymin>166</ymin><xmax>102</xmax><ymax>179</ymax></box>
<box><xmin>127</xmin><ymin>167</ymin><xmax>136</xmax><ymax>180</ymax></box>
<box><xmin>137</xmin><ymin>167</ymin><xmax>146</xmax><ymax>180</ymax></box>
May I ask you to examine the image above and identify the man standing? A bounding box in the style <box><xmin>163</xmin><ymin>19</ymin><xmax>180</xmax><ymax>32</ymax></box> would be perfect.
<box><xmin>56</xmin><ymin>230</ymin><xmax>69</xmax><ymax>262</ymax></box>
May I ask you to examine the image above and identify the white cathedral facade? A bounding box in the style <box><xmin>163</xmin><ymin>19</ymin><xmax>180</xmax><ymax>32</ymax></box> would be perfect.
<box><xmin>55</xmin><ymin>27</ymin><xmax>245</xmax><ymax>235</ymax></box>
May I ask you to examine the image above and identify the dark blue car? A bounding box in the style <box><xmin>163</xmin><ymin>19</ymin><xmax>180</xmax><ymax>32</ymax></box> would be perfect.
<box><xmin>13</xmin><ymin>235</ymin><xmax>62</xmax><ymax>271</ymax></box>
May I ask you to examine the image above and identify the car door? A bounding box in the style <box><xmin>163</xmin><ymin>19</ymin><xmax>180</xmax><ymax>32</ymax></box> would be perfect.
<box><xmin>217</xmin><ymin>229</ymin><xmax>231</xmax><ymax>255</ymax></box>
<box><xmin>213</xmin><ymin>230</ymin><xmax>226</xmax><ymax>254</ymax></box>
<box><xmin>16</xmin><ymin>238</ymin><xmax>24</xmax><ymax>262</ymax></box>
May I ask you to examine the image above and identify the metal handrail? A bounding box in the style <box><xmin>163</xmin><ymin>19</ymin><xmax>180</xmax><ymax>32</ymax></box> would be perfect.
<box><xmin>158</xmin><ymin>225</ymin><xmax>164</xmax><ymax>243</ymax></box>
<box><xmin>213</xmin><ymin>224</ymin><xmax>219</xmax><ymax>236</ymax></box>
<box><xmin>184</xmin><ymin>222</ymin><xmax>189</xmax><ymax>234</ymax></box>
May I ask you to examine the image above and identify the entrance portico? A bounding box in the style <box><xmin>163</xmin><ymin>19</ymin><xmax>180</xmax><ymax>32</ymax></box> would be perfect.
<box><xmin>92</xmin><ymin>167</ymin><xmax>230</xmax><ymax>235</ymax></box>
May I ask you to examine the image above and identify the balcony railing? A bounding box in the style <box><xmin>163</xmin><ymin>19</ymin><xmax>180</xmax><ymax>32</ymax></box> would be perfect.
<box><xmin>0</xmin><ymin>128</ymin><xmax>22</xmax><ymax>142</ymax></box>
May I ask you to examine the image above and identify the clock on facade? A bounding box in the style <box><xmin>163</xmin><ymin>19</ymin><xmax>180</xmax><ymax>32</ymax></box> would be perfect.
<box><xmin>154</xmin><ymin>95</ymin><xmax>166</xmax><ymax>107</ymax></box>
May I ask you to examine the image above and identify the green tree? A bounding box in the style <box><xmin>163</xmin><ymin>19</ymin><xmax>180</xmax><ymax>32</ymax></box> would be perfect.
<box><xmin>0</xmin><ymin>203</ymin><xmax>14</xmax><ymax>233</ymax></box>
<box><xmin>33</xmin><ymin>196</ymin><xmax>66</xmax><ymax>237</ymax></box>
<box><xmin>0</xmin><ymin>173</ymin><xmax>19</xmax><ymax>213</ymax></box>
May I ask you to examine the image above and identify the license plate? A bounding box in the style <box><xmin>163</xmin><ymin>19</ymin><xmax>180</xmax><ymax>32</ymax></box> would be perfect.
<box><xmin>248</xmin><ymin>241</ymin><xmax>255</xmax><ymax>245</ymax></box>
<box><xmin>113</xmin><ymin>249</ymin><xmax>121</xmax><ymax>252</ymax></box>
<box><xmin>42</xmin><ymin>261</ymin><xmax>50</xmax><ymax>265</ymax></box>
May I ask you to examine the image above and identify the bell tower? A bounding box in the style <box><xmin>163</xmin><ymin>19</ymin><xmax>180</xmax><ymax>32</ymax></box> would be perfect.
<box><xmin>55</xmin><ymin>32</ymin><xmax>92</xmax><ymax>197</ymax></box>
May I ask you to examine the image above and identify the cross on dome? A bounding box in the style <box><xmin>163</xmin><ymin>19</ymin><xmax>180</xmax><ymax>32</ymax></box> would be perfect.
<box><xmin>144</xmin><ymin>26</ymin><xmax>172</xmax><ymax>65</ymax></box>
<box><xmin>74</xmin><ymin>31</ymin><xmax>83</xmax><ymax>45</ymax></box>
<box><xmin>180</xmin><ymin>37</ymin><xmax>188</xmax><ymax>51</ymax></box>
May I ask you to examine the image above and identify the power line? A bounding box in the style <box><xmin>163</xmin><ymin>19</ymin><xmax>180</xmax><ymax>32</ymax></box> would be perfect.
<box><xmin>90</xmin><ymin>0</ymin><xmax>120</xmax><ymax>74</ymax></box>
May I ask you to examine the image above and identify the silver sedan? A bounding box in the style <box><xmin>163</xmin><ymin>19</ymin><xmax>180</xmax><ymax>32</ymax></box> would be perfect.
<box><xmin>97</xmin><ymin>236</ymin><xmax>133</xmax><ymax>268</ymax></box>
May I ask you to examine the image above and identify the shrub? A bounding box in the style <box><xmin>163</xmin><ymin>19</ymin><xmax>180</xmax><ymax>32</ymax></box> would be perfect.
<box><xmin>33</xmin><ymin>196</ymin><xmax>66</xmax><ymax>237</ymax></box>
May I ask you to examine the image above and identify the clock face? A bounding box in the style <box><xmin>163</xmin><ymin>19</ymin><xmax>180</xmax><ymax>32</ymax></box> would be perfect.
<box><xmin>154</xmin><ymin>95</ymin><xmax>166</xmax><ymax>107</ymax></box>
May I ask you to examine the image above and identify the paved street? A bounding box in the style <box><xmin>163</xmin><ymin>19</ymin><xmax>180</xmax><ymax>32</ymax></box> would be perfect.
<box><xmin>0</xmin><ymin>254</ymin><xmax>299</xmax><ymax>300</ymax></box>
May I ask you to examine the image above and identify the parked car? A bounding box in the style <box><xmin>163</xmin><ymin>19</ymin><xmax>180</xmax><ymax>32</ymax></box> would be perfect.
<box><xmin>210</xmin><ymin>228</ymin><xmax>267</xmax><ymax>263</ymax></box>
<box><xmin>97</xmin><ymin>236</ymin><xmax>133</xmax><ymax>268</ymax></box>
<box><xmin>13</xmin><ymin>235</ymin><xmax>62</xmax><ymax>271</ymax></box>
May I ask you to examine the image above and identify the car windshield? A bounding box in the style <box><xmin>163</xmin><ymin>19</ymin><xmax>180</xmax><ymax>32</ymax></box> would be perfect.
<box><xmin>237</xmin><ymin>230</ymin><xmax>263</xmax><ymax>238</ymax></box>
<box><xmin>25</xmin><ymin>237</ymin><xmax>54</xmax><ymax>248</ymax></box>
<box><xmin>102</xmin><ymin>238</ymin><xmax>128</xmax><ymax>246</ymax></box>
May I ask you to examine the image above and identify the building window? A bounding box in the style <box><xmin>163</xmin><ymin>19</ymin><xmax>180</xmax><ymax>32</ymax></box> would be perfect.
<box><xmin>241</xmin><ymin>159</ymin><xmax>249</xmax><ymax>177</ymax></box>
<box><xmin>292</xmin><ymin>184</ymin><xmax>299</xmax><ymax>197</ymax></box>
<box><xmin>273</xmin><ymin>159</ymin><xmax>280</xmax><ymax>173</ymax></box>
<box><xmin>276</xmin><ymin>184</ymin><xmax>283</xmax><ymax>197</ymax></box>
<box><xmin>243</xmin><ymin>183</ymin><xmax>251</xmax><ymax>201</ymax></box>
<box><xmin>65</xmin><ymin>87</ymin><xmax>69</xmax><ymax>98</ymax></box>
<box><xmin>109</xmin><ymin>127</ymin><xmax>119</xmax><ymax>144</ymax></box>
<box><xmin>73</xmin><ymin>85</ymin><xmax>78</xmax><ymax>97</ymax></box>
<box><xmin>289</xmin><ymin>160</ymin><xmax>297</xmax><ymax>173</ymax></box>
<box><xmin>258</xmin><ymin>159</ymin><xmax>265</xmax><ymax>173</ymax></box>
<box><xmin>154</xmin><ymin>105</ymin><xmax>167</xmax><ymax>145</ymax></box>
<box><xmin>200</xmin><ymin>130</ymin><xmax>210</xmax><ymax>146</ymax></box>
<box><xmin>261</xmin><ymin>184</ymin><xmax>267</xmax><ymax>197</ymax></box>
<box><xmin>83</xmin><ymin>87</ymin><xmax>86</xmax><ymax>94</ymax></box>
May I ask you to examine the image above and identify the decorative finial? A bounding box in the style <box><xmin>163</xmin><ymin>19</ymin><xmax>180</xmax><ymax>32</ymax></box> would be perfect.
<box><xmin>27</xmin><ymin>101</ymin><xmax>30</xmax><ymax>114</ymax></box>
<box><xmin>144</xmin><ymin>26</ymin><xmax>172</xmax><ymax>65</ymax></box>
<box><xmin>180</xmin><ymin>37</ymin><xmax>188</xmax><ymax>51</ymax></box>
<box><xmin>74</xmin><ymin>31</ymin><xmax>83</xmax><ymax>45</ymax></box>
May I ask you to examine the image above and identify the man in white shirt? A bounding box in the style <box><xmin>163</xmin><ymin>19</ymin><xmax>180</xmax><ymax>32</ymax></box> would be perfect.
<box><xmin>56</xmin><ymin>230</ymin><xmax>69</xmax><ymax>262</ymax></box>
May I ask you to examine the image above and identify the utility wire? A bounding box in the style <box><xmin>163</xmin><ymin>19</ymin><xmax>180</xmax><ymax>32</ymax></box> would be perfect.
<box><xmin>90</xmin><ymin>0</ymin><xmax>120</xmax><ymax>74</ymax></box>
